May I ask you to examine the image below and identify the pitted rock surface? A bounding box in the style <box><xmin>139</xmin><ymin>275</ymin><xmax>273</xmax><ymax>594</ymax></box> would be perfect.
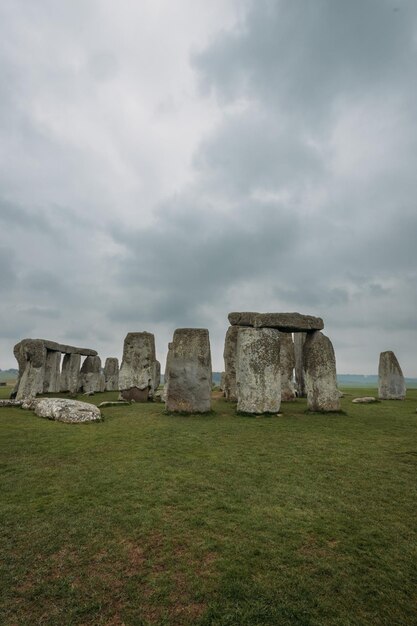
<box><xmin>223</xmin><ymin>326</ymin><xmax>239</xmax><ymax>402</ymax></box>
<box><xmin>303</xmin><ymin>331</ymin><xmax>340</xmax><ymax>412</ymax></box>
<box><xmin>378</xmin><ymin>351</ymin><xmax>406</xmax><ymax>400</ymax></box>
<box><xmin>119</xmin><ymin>332</ymin><xmax>157</xmax><ymax>402</ymax></box>
<box><xmin>31</xmin><ymin>398</ymin><xmax>102</xmax><ymax>423</ymax></box>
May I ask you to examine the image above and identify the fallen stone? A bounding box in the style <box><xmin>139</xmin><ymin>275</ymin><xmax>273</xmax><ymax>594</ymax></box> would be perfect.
<box><xmin>165</xmin><ymin>328</ymin><xmax>212</xmax><ymax>413</ymax></box>
<box><xmin>352</xmin><ymin>397</ymin><xmax>377</xmax><ymax>404</ymax></box>
<box><xmin>279</xmin><ymin>332</ymin><xmax>296</xmax><ymax>401</ymax></box>
<box><xmin>98</xmin><ymin>401</ymin><xmax>130</xmax><ymax>408</ymax></box>
<box><xmin>378</xmin><ymin>351</ymin><xmax>406</xmax><ymax>400</ymax></box>
<box><xmin>0</xmin><ymin>399</ymin><xmax>23</xmax><ymax>407</ymax></box>
<box><xmin>119</xmin><ymin>332</ymin><xmax>157</xmax><ymax>402</ymax></box>
<box><xmin>31</xmin><ymin>398</ymin><xmax>102</xmax><ymax>423</ymax></box>
<box><xmin>236</xmin><ymin>327</ymin><xmax>281</xmax><ymax>414</ymax></box>
<box><xmin>104</xmin><ymin>357</ymin><xmax>119</xmax><ymax>392</ymax></box>
<box><xmin>303</xmin><ymin>331</ymin><xmax>340</xmax><ymax>412</ymax></box>
<box><xmin>223</xmin><ymin>326</ymin><xmax>239</xmax><ymax>402</ymax></box>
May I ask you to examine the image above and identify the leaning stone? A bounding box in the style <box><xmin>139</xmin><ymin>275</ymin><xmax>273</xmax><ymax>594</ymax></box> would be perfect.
<box><xmin>228</xmin><ymin>312</ymin><xmax>259</xmax><ymax>327</ymax></box>
<box><xmin>43</xmin><ymin>350</ymin><xmax>61</xmax><ymax>393</ymax></box>
<box><xmin>165</xmin><ymin>329</ymin><xmax>212</xmax><ymax>413</ymax></box>
<box><xmin>279</xmin><ymin>332</ymin><xmax>296</xmax><ymax>401</ymax></box>
<box><xmin>32</xmin><ymin>398</ymin><xmax>102</xmax><ymax>423</ymax></box>
<box><xmin>15</xmin><ymin>339</ymin><xmax>47</xmax><ymax>400</ymax></box>
<box><xmin>104</xmin><ymin>357</ymin><xmax>119</xmax><ymax>392</ymax></box>
<box><xmin>303</xmin><ymin>331</ymin><xmax>340</xmax><ymax>412</ymax></box>
<box><xmin>223</xmin><ymin>326</ymin><xmax>239</xmax><ymax>402</ymax></box>
<box><xmin>352</xmin><ymin>397</ymin><xmax>377</xmax><ymax>404</ymax></box>
<box><xmin>294</xmin><ymin>332</ymin><xmax>307</xmax><ymax>398</ymax></box>
<box><xmin>236</xmin><ymin>327</ymin><xmax>281</xmax><ymax>414</ymax></box>
<box><xmin>60</xmin><ymin>353</ymin><xmax>81</xmax><ymax>394</ymax></box>
<box><xmin>378</xmin><ymin>351</ymin><xmax>406</xmax><ymax>400</ymax></box>
<box><xmin>254</xmin><ymin>312</ymin><xmax>324</xmax><ymax>332</ymax></box>
<box><xmin>78</xmin><ymin>356</ymin><xmax>103</xmax><ymax>394</ymax></box>
<box><xmin>98</xmin><ymin>401</ymin><xmax>130</xmax><ymax>408</ymax></box>
<box><xmin>119</xmin><ymin>332</ymin><xmax>157</xmax><ymax>402</ymax></box>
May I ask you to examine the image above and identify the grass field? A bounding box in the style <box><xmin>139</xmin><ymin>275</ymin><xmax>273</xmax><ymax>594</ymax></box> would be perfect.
<box><xmin>1</xmin><ymin>385</ymin><xmax>417</xmax><ymax>625</ymax></box>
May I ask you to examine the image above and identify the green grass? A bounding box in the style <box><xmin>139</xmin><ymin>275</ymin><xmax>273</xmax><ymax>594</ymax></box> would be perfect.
<box><xmin>1</xmin><ymin>385</ymin><xmax>417</xmax><ymax>625</ymax></box>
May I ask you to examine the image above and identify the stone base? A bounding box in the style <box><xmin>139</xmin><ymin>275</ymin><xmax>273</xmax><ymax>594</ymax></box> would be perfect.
<box><xmin>120</xmin><ymin>387</ymin><xmax>150</xmax><ymax>402</ymax></box>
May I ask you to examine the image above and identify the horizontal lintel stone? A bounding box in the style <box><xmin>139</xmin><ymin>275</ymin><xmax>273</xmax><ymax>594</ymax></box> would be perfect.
<box><xmin>228</xmin><ymin>312</ymin><xmax>324</xmax><ymax>332</ymax></box>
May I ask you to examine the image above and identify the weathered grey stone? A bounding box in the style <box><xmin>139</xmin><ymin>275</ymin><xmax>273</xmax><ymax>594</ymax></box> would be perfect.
<box><xmin>98</xmin><ymin>401</ymin><xmax>130</xmax><ymax>408</ymax></box>
<box><xmin>223</xmin><ymin>326</ymin><xmax>239</xmax><ymax>402</ymax></box>
<box><xmin>119</xmin><ymin>332</ymin><xmax>157</xmax><ymax>402</ymax></box>
<box><xmin>0</xmin><ymin>399</ymin><xmax>23</xmax><ymax>407</ymax></box>
<box><xmin>303</xmin><ymin>331</ymin><xmax>340</xmax><ymax>412</ymax></box>
<box><xmin>254</xmin><ymin>312</ymin><xmax>324</xmax><ymax>332</ymax></box>
<box><xmin>378</xmin><ymin>351</ymin><xmax>406</xmax><ymax>400</ymax></box>
<box><xmin>60</xmin><ymin>353</ymin><xmax>81</xmax><ymax>393</ymax></box>
<box><xmin>41</xmin><ymin>340</ymin><xmax>97</xmax><ymax>356</ymax></box>
<box><xmin>165</xmin><ymin>329</ymin><xmax>212</xmax><ymax>413</ymax></box>
<box><xmin>104</xmin><ymin>357</ymin><xmax>119</xmax><ymax>391</ymax></box>
<box><xmin>43</xmin><ymin>350</ymin><xmax>61</xmax><ymax>393</ymax></box>
<box><xmin>352</xmin><ymin>397</ymin><xmax>377</xmax><ymax>404</ymax></box>
<box><xmin>78</xmin><ymin>356</ymin><xmax>103</xmax><ymax>394</ymax></box>
<box><xmin>294</xmin><ymin>332</ymin><xmax>307</xmax><ymax>398</ymax></box>
<box><xmin>15</xmin><ymin>339</ymin><xmax>47</xmax><ymax>400</ymax></box>
<box><xmin>279</xmin><ymin>332</ymin><xmax>296</xmax><ymax>401</ymax></box>
<box><xmin>31</xmin><ymin>398</ymin><xmax>101</xmax><ymax>423</ymax></box>
<box><xmin>151</xmin><ymin>360</ymin><xmax>161</xmax><ymax>398</ymax></box>
<box><xmin>228</xmin><ymin>312</ymin><xmax>259</xmax><ymax>327</ymax></box>
<box><xmin>219</xmin><ymin>372</ymin><xmax>226</xmax><ymax>392</ymax></box>
<box><xmin>162</xmin><ymin>342</ymin><xmax>173</xmax><ymax>403</ymax></box>
<box><xmin>236</xmin><ymin>327</ymin><xmax>281</xmax><ymax>414</ymax></box>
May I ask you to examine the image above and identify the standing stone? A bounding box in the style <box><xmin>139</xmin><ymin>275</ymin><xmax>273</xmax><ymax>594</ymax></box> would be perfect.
<box><xmin>78</xmin><ymin>356</ymin><xmax>103</xmax><ymax>394</ymax></box>
<box><xmin>15</xmin><ymin>339</ymin><xmax>47</xmax><ymax>400</ymax></box>
<box><xmin>104</xmin><ymin>358</ymin><xmax>119</xmax><ymax>391</ymax></box>
<box><xmin>43</xmin><ymin>351</ymin><xmax>61</xmax><ymax>393</ymax></box>
<box><xmin>223</xmin><ymin>326</ymin><xmax>239</xmax><ymax>402</ymax></box>
<box><xmin>378</xmin><ymin>351</ymin><xmax>406</xmax><ymax>400</ymax></box>
<box><xmin>119</xmin><ymin>332</ymin><xmax>157</xmax><ymax>402</ymax></box>
<box><xmin>219</xmin><ymin>372</ymin><xmax>226</xmax><ymax>393</ymax></box>
<box><xmin>151</xmin><ymin>360</ymin><xmax>161</xmax><ymax>398</ymax></box>
<box><xmin>60</xmin><ymin>353</ymin><xmax>82</xmax><ymax>394</ymax></box>
<box><xmin>279</xmin><ymin>332</ymin><xmax>296</xmax><ymax>401</ymax></box>
<box><xmin>162</xmin><ymin>342</ymin><xmax>173</xmax><ymax>403</ymax></box>
<box><xmin>303</xmin><ymin>331</ymin><xmax>340</xmax><ymax>412</ymax></box>
<box><xmin>165</xmin><ymin>329</ymin><xmax>212</xmax><ymax>413</ymax></box>
<box><xmin>294</xmin><ymin>332</ymin><xmax>307</xmax><ymax>397</ymax></box>
<box><xmin>236</xmin><ymin>327</ymin><xmax>281</xmax><ymax>414</ymax></box>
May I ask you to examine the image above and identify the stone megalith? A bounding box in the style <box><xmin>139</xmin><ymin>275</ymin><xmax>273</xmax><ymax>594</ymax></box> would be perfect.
<box><xmin>303</xmin><ymin>331</ymin><xmax>340</xmax><ymax>412</ymax></box>
<box><xmin>223</xmin><ymin>326</ymin><xmax>239</xmax><ymax>402</ymax></box>
<box><xmin>294</xmin><ymin>332</ymin><xmax>307</xmax><ymax>397</ymax></box>
<box><xmin>378</xmin><ymin>351</ymin><xmax>406</xmax><ymax>400</ymax></box>
<box><xmin>279</xmin><ymin>332</ymin><xmax>296</xmax><ymax>401</ymax></box>
<box><xmin>151</xmin><ymin>360</ymin><xmax>161</xmax><ymax>398</ymax></box>
<box><xmin>60</xmin><ymin>353</ymin><xmax>82</xmax><ymax>394</ymax></box>
<box><xmin>78</xmin><ymin>356</ymin><xmax>104</xmax><ymax>394</ymax></box>
<box><xmin>119</xmin><ymin>332</ymin><xmax>157</xmax><ymax>402</ymax></box>
<box><xmin>104</xmin><ymin>358</ymin><xmax>119</xmax><ymax>391</ymax></box>
<box><xmin>236</xmin><ymin>327</ymin><xmax>281</xmax><ymax>414</ymax></box>
<box><xmin>165</xmin><ymin>329</ymin><xmax>212</xmax><ymax>413</ymax></box>
<box><xmin>219</xmin><ymin>372</ymin><xmax>226</xmax><ymax>393</ymax></box>
<box><xmin>15</xmin><ymin>339</ymin><xmax>47</xmax><ymax>401</ymax></box>
<box><xmin>43</xmin><ymin>350</ymin><xmax>61</xmax><ymax>393</ymax></box>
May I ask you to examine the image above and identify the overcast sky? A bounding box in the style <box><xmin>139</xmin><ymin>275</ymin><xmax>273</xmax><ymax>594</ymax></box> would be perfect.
<box><xmin>1</xmin><ymin>0</ymin><xmax>417</xmax><ymax>375</ymax></box>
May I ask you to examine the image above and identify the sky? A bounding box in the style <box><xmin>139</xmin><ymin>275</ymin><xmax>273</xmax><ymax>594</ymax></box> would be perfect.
<box><xmin>1</xmin><ymin>0</ymin><xmax>417</xmax><ymax>375</ymax></box>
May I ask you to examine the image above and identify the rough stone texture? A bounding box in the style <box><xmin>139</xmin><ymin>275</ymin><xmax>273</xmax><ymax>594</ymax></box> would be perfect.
<box><xmin>43</xmin><ymin>350</ymin><xmax>61</xmax><ymax>393</ymax></box>
<box><xmin>236</xmin><ymin>327</ymin><xmax>281</xmax><ymax>414</ymax></box>
<box><xmin>60</xmin><ymin>353</ymin><xmax>81</xmax><ymax>393</ymax></box>
<box><xmin>165</xmin><ymin>329</ymin><xmax>212</xmax><ymax>413</ymax></box>
<box><xmin>228</xmin><ymin>312</ymin><xmax>259</xmax><ymax>327</ymax></box>
<box><xmin>352</xmin><ymin>397</ymin><xmax>377</xmax><ymax>403</ymax></box>
<box><xmin>150</xmin><ymin>360</ymin><xmax>161</xmax><ymax>399</ymax></box>
<box><xmin>162</xmin><ymin>342</ymin><xmax>173</xmax><ymax>403</ymax></box>
<box><xmin>119</xmin><ymin>332</ymin><xmax>157</xmax><ymax>402</ymax></box>
<box><xmin>0</xmin><ymin>400</ymin><xmax>23</xmax><ymax>407</ymax></box>
<box><xmin>31</xmin><ymin>398</ymin><xmax>101</xmax><ymax>423</ymax></box>
<box><xmin>78</xmin><ymin>356</ymin><xmax>104</xmax><ymax>394</ymax></box>
<box><xmin>378</xmin><ymin>351</ymin><xmax>406</xmax><ymax>400</ymax></box>
<box><xmin>294</xmin><ymin>332</ymin><xmax>307</xmax><ymax>397</ymax></box>
<box><xmin>41</xmin><ymin>340</ymin><xmax>97</xmax><ymax>356</ymax></box>
<box><xmin>98</xmin><ymin>401</ymin><xmax>130</xmax><ymax>408</ymax></box>
<box><xmin>254</xmin><ymin>313</ymin><xmax>324</xmax><ymax>332</ymax></box>
<box><xmin>104</xmin><ymin>357</ymin><xmax>119</xmax><ymax>391</ymax></box>
<box><xmin>219</xmin><ymin>372</ymin><xmax>226</xmax><ymax>392</ymax></box>
<box><xmin>279</xmin><ymin>332</ymin><xmax>296</xmax><ymax>401</ymax></box>
<box><xmin>223</xmin><ymin>326</ymin><xmax>239</xmax><ymax>402</ymax></box>
<box><xmin>15</xmin><ymin>339</ymin><xmax>47</xmax><ymax>400</ymax></box>
<box><xmin>303</xmin><ymin>331</ymin><xmax>340</xmax><ymax>412</ymax></box>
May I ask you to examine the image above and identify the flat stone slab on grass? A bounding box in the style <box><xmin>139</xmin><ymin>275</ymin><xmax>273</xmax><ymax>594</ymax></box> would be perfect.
<box><xmin>352</xmin><ymin>397</ymin><xmax>377</xmax><ymax>404</ymax></box>
<box><xmin>98</xmin><ymin>401</ymin><xmax>130</xmax><ymax>408</ymax></box>
<box><xmin>29</xmin><ymin>398</ymin><xmax>102</xmax><ymax>423</ymax></box>
<box><xmin>0</xmin><ymin>399</ymin><xmax>23</xmax><ymax>407</ymax></box>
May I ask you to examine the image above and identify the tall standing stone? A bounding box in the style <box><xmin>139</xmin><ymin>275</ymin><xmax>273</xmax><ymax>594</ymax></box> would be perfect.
<box><xmin>151</xmin><ymin>360</ymin><xmax>161</xmax><ymax>398</ymax></box>
<box><xmin>60</xmin><ymin>353</ymin><xmax>81</xmax><ymax>394</ymax></box>
<box><xmin>294</xmin><ymin>332</ymin><xmax>307</xmax><ymax>397</ymax></box>
<box><xmin>78</xmin><ymin>356</ymin><xmax>104</xmax><ymax>394</ymax></box>
<box><xmin>15</xmin><ymin>339</ymin><xmax>47</xmax><ymax>400</ymax></box>
<box><xmin>303</xmin><ymin>331</ymin><xmax>340</xmax><ymax>412</ymax></box>
<box><xmin>223</xmin><ymin>326</ymin><xmax>239</xmax><ymax>402</ymax></box>
<box><xmin>119</xmin><ymin>332</ymin><xmax>157</xmax><ymax>402</ymax></box>
<box><xmin>165</xmin><ymin>329</ymin><xmax>212</xmax><ymax>413</ymax></box>
<box><xmin>378</xmin><ymin>351</ymin><xmax>406</xmax><ymax>400</ymax></box>
<box><xmin>104</xmin><ymin>358</ymin><xmax>119</xmax><ymax>391</ymax></box>
<box><xmin>236</xmin><ymin>327</ymin><xmax>281</xmax><ymax>414</ymax></box>
<box><xmin>279</xmin><ymin>332</ymin><xmax>296</xmax><ymax>401</ymax></box>
<box><xmin>43</xmin><ymin>351</ymin><xmax>61</xmax><ymax>393</ymax></box>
